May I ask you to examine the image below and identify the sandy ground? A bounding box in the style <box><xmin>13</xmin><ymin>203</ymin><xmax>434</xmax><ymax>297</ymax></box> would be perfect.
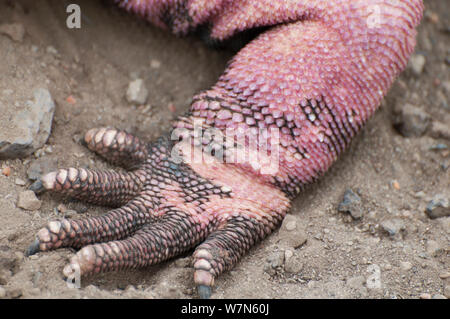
<box><xmin>0</xmin><ymin>0</ymin><xmax>448</xmax><ymax>299</ymax></box>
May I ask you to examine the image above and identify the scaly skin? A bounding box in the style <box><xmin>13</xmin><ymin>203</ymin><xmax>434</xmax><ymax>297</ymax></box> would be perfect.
<box><xmin>26</xmin><ymin>0</ymin><xmax>423</xmax><ymax>298</ymax></box>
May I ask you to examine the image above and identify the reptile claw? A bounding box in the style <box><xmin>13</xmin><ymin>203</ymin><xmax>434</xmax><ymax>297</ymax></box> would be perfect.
<box><xmin>29</xmin><ymin>179</ymin><xmax>45</xmax><ymax>194</ymax></box>
<box><xmin>26</xmin><ymin>0</ymin><xmax>423</xmax><ymax>298</ymax></box>
<box><xmin>25</xmin><ymin>239</ymin><xmax>40</xmax><ymax>257</ymax></box>
<box><xmin>197</xmin><ymin>285</ymin><xmax>212</xmax><ymax>299</ymax></box>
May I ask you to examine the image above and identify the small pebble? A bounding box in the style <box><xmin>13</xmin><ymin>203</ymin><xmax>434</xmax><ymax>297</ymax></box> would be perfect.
<box><xmin>17</xmin><ymin>190</ymin><xmax>41</xmax><ymax>211</ymax></box>
<box><xmin>66</xmin><ymin>95</ymin><xmax>76</xmax><ymax>104</ymax></box>
<box><xmin>0</xmin><ymin>88</ymin><xmax>55</xmax><ymax>159</ymax></box>
<box><xmin>439</xmin><ymin>272</ymin><xmax>450</xmax><ymax>279</ymax></box>
<box><xmin>29</xmin><ymin>288</ymin><xmax>41</xmax><ymax>296</ymax></box>
<box><xmin>284</xmin><ymin>250</ymin><xmax>293</xmax><ymax>260</ymax></box>
<box><xmin>126</xmin><ymin>79</ymin><xmax>148</xmax><ymax>105</ymax></box>
<box><xmin>380</xmin><ymin>218</ymin><xmax>406</xmax><ymax>237</ymax></box>
<box><xmin>0</xmin><ymin>272</ymin><xmax>8</xmax><ymax>285</ymax></box>
<box><xmin>445</xmin><ymin>285</ymin><xmax>450</xmax><ymax>299</ymax></box>
<box><xmin>284</xmin><ymin>255</ymin><xmax>303</xmax><ymax>274</ymax></box>
<box><xmin>266</xmin><ymin>251</ymin><xmax>285</xmax><ymax>269</ymax></box>
<box><xmin>432</xmin><ymin>294</ymin><xmax>447</xmax><ymax>299</ymax></box>
<box><xmin>285</xmin><ymin>221</ymin><xmax>296</xmax><ymax>231</ymax></box>
<box><xmin>338</xmin><ymin>189</ymin><xmax>364</xmax><ymax>219</ymax></box>
<box><xmin>282</xmin><ymin>215</ymin><xmax>297</xmax><ymax>231</ymax></box>
<box><xmin>429</xmin><ymin>121</ymin><xmax>450</xmax><ymax>140</ymax></box>
<box><xmin>281</xmin><ymin>230</ymin><xmax>307</xmax><ymax>249</ymax></box>
<box><xmin>8</xmin><ymin>288</ymin><xmax>22</xmax><ymax>299</ymax></box>
<box><xmin>393</xmin><ymin>104</ymin><xmax>430</xmax><ymax>137</ymax></box>
<box><xmin>150</xmin><ymin>59</ymin><xmax>161</xmax><ymax>69</ymax></box>
<box><xmin>2</xmin><ymin>167</ymin><xmax>11</xmax><ymax>176</ymax></box>
<box><xmin>391</xmin><ymin>180</ymin><xmax>400</xmax><ymax>190</ymax></box>
<box><xmin>429</xmin><ymin>144</ymin><xmax>448</xmax><ymax>151</ymax></box>
<box><xmin>413</xmin><ymin>191</ymin><xmax>426</xmax><ymax>199</ymax></box>
<box><xmin>168</xmin><ymin>103</ymin><xmax>176</xmax><ymax>113</ymax></box>
<box><xmin>419</xmin><ymin>293</ymin><xmax>431</xmax><ymax>299</ymax></box>
<box><xmin>425</xmin><ymin>11</ymin><xmax>439</xmax><ymax>24</ymax></box>
<box><xmin>46</xmin><ymin>46</ymin><xmax>59</xmax><ymax>55</ymax></box>
<box><xmin>425</xmin><ymin>240</ymin><xmax>441</xmax><ymax>257</ymax></box>
<box><xmin>426</xmin><ymin>196</ymin><xmax>450</xmax><ymax>219</ymax></box>
<box><xmin>347</xmin><ymin>276</ymin><xmax>366</xmax><ymax>290</ymax></box>
<box><xmin>408</xmin><ymin>54</ymin><xmax>426</xmax><ymax>75</ymax></box>
<box><xmin>15</xmin><ymin>178</ymin><xmax>26</xmax><ymax>186</ymax></box>
<box><xmin>400</xmin><ymin>261</ymin><xmax>413</xmax><ymax>271</ymax></box>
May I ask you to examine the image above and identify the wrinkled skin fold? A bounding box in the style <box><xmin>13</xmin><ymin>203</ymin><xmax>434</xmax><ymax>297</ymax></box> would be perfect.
<box><xmin>26</xmin><ymin>0</ymin><xmax>424</xmax><ymax>298</ymax></box>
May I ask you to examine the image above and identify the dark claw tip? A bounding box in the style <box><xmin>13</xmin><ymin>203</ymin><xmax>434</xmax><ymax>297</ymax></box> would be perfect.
<box><xmin>29</xmin><ymin>179</ymin><xmax>45</xmax><ymax>194</ymax></box>
<box><xmin>25</xmin><ymin>239</ymin><xmax>40</xmax><ymax>257</ymax></box>
<box><xmin>197</xmin><ymin>285</ymin><xmax>212</xmax><ymax>299</ymax></box>
<box><xmin>79</xmin><ymin>138</ymin><xmax>88</xmax><ymax>148</ymax></box>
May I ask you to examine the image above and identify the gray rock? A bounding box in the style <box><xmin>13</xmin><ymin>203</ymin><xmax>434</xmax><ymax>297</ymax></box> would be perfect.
<box><xmin>0</xmin><ymin>88</ymin><xmax>55</xmax><ymax>159</ymax></box>
<box><xmin>17</xmin><ymin>190</ymin><xmax>41</xmax><ymax>211</ymax></box>
<box><xmin>393</xmin><ymin>104</ymin><xmax>430</xmax><ymax>137</ymax></box>
<box><xmin>338</xmin><ymin>189</ymin><xmax>364</xmax><ymax>219</ymax></box>
<box><xmin>126</xmin><ymin>79</ymin><xmax>148</xmax><ymax>105</ymax></box>
<box><xmin>0</xmin><ymin>286</ymin><xmax>6</xmax><ymax>299</ymax></box>
<box><xmin>380</xmin><ymin>218</ymin><xmax>406</xmax><ymax>237</ymax></box>
<box><xmin>27</xmin><ymin>157</ymin><xmax>58</xmax><ymax>181</ymax></box>
<box><xmin>426</xmin><ymin>196</ymin><xmax>450</xmax><ymax>219</ymax></box>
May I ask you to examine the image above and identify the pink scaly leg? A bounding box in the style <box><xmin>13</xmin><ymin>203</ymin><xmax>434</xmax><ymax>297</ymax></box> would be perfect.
<box><xmin>28</xmin><ymin>0</ymin><xmax>423</xmax><ymax>298</ymax></box>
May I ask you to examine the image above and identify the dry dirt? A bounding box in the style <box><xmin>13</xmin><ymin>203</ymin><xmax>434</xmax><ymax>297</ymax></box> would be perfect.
<box><xmin>0</xmin><ymin>0</ymin><xmax>448</xmax><ymax>299</ymax></box>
